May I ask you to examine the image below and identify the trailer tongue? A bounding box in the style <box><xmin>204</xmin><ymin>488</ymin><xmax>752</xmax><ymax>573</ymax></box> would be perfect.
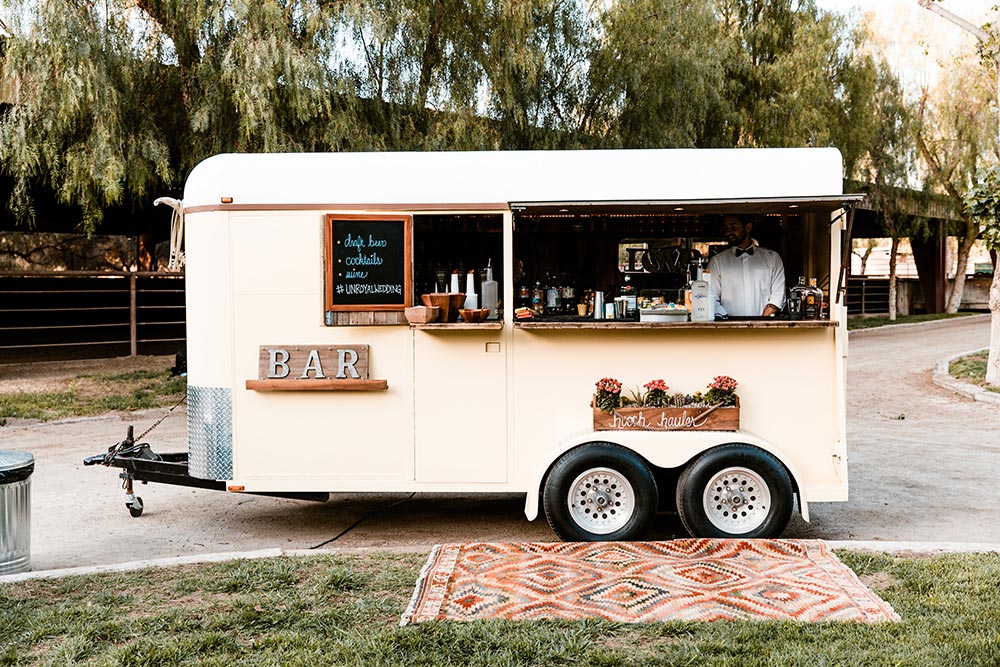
<box><xmin>84</xmin><ymin>426</ymin><xmax>329</xmax><ymax>517</ymax></box>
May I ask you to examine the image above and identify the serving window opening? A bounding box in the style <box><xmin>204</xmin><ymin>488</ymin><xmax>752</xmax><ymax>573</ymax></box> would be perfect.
<box><xmin>511</xmin><ymin>208</ymin><xmax>833</xmax><ymax>323</ymax></box>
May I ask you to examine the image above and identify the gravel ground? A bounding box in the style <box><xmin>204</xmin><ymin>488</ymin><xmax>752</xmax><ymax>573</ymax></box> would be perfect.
<box><xmin>0</xmin><ymin>316</ymin><xmax>997</xmax><ymax>571</ymax></box>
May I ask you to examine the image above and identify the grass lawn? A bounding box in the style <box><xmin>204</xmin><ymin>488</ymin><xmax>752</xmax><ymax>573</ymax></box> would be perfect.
<box><xmin>847</xmin><ymin>312</ymin><xmax>975</xmax><ymax>331</ymax></box>
<box><xmin>949</xmin><ymin>351</ymin><xmax>1000</xmax><ymax>394</ymax></box>
<box><xmin>2</xmin><ymin>551</ymin><xmax>999</xmax><ymax>666</ymax></box>
<box><xmin>0</xmin><ymin>369</ymin><xmax>185</xmax><ymax>422</ymax></box>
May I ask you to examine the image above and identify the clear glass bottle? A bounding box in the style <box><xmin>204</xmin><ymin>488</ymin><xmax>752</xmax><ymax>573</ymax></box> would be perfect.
<box><xmin>545</xmin><ymin>278</ymin><xmax>559</xmax><ymax>312</ymax></box>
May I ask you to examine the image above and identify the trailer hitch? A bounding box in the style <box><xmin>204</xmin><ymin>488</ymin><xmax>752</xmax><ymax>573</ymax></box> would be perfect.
<box><xmin>83</xmin><ymin>426</ymin><xmax>162</xmax><ymax>516</ymax></box>
<box><xmin>84</xmin><ymin>425</ymin><xmax>163</xmax><ymax>468</ymax></box>
<box><xmin>84</xmin><ymin>426</ymin><xmax>329</xmax><ymax>518</ymax></box>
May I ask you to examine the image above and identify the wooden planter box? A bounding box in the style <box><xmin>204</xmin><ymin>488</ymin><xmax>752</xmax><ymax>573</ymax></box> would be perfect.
<box><xmin>593</xmin><ymin>397</ymin><xmax>740</xmax><ymax>432</ymax></box>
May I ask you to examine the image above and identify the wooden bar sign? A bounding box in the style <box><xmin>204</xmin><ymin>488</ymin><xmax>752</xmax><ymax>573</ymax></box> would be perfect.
<box><xmin>257</xmin><ymin>345</ymin><xmax>370</xmax><ymax>380</ymax></box>
<box><xmin>246</xmin><ymin>345</ymin><xmax>388</xmax><ymax>391</ymax></box>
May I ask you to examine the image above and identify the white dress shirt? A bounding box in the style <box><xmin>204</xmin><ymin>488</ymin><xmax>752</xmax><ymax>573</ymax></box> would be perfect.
<box><xmin>707</xmin><ymin>243</ymin><xmax>786</xmax><ymax>317</ymax></box>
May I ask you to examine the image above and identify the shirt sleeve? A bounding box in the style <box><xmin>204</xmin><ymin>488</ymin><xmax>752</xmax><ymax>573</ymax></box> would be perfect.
<box><xmin>767</xmin><ymin>253</ymin><xmax>786</xmax><ymax>309</ymax></box>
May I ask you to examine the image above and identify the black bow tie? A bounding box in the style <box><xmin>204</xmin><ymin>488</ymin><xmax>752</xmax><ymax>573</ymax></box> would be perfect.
<box><xmin>735</xmin><ymin>247</ymin><xmax>754</xmax><ymax>257</ymax></box>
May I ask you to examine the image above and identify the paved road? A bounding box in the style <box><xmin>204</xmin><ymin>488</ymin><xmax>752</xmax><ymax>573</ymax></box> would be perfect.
<box><xmin>2</xmin><ymin>315</ymin><xmax>997</xmax><ymax>571</ymax></box>
<box><xmin>794</xmin><ymin>315</ymin><xmax>999</xmax><ymax>542</ymax></box>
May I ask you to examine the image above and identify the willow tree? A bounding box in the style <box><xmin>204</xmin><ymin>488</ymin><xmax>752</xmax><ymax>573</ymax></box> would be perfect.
<box><xmin>854</xmin><ymin>58</ymin><xmax>915</xmax><ymax>320</ymax></box>
<box><xmin>914</xmin><ymin>54</ymin><xmax>998</xmax><ymax>313</ymax></box>
<box><xmin>714</xmin><ymin>0</ymin><xmax>879</xmax><ymax>175</ymax></box>
<box><xmin>584</xmin><ymin>0</ymin><xmax>728</xmax><ymax>148</ymax></box>
<box><xmin>0</xmin><ymin>0</ymin><xmax>901</xmax><ymax>235</ymax></box>
<box><xmin>0</xmin><ymin>0</ymin><xmax>348</xmax><ymax>231</ymax></box>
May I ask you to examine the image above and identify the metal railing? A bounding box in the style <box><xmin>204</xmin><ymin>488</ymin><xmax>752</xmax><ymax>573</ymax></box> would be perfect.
<box><xmin>845</xmin><ymin>277</ymin><xmax>890</xmax><ymax>315</ymax></box>
<box><xmin>0</xmin><ymin>271</ymin><xmax>185</xmax><ymax>358</ymax></box>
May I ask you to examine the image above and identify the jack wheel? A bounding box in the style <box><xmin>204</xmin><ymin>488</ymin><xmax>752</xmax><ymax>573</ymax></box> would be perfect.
<box><xmin>126</xmin><ymin>497</ymin><xmax>144</xmax><ymax>518</ymax></box>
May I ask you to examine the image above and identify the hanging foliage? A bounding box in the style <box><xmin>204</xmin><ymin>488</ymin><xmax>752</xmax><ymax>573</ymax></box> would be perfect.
<box><xmin>0</xmin><ymin>0</ymin><xmax>889</xmax><ymax>232</ymax></box>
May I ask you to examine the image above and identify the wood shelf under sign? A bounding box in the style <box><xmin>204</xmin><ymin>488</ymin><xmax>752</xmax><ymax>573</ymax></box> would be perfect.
<box><xmin>246</xmin><ymin>379</ymin><xmax>389</xmax><ymax>391</ymax></box>
<box><xmin>410</xmin><ymin>322</ymin><xmax>504</xmax><ymax>330</ymax></box>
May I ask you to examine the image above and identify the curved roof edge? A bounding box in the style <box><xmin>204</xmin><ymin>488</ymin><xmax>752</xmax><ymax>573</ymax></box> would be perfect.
<box><xmin>183</xmin><ymin>148</ymin><xmax>844</xmax><ymax>211</ymax></box>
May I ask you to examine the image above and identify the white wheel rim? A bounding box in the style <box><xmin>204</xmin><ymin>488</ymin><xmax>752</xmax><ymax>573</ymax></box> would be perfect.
<box><xmin>702</xmin><ymin>466</ymin><xmax>772</xmax><ymax>534</ymax></box>
<box><xmin>567</xmin><ymin>467</ymin><xmax>635</xmax><ymax>535</ymax></box>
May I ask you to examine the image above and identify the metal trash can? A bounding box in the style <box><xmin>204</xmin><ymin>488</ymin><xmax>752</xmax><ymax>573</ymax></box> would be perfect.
<box><xmin>0</xmin><ymin>451</ymin><xmax>34</xmax><ymax>575</ymax></box>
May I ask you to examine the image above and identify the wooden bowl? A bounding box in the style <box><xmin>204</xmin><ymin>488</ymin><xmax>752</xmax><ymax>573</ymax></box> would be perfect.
<box><xmin>459</xmin><ymin>308</ymin><xmax>491</xmax><ymax>323</ymax></box>
<box><xmin>421</xmin><ymin>293</ymin><xmax>464</xmax><ymax>323</ymax></box>
<box><xmin>448</xmin><ymin>294</ymin><xmax>466</xmax><ymax>319</ymax></box>
<box><xmin>405</xmin><ymin>305</ymin><xmax>439</xmax><ymax>324</ymax></box>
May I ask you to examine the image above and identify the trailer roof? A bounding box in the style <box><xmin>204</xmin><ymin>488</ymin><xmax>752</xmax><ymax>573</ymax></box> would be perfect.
<box><xmin>183</xmin><ymin>148</ymin><xmax>847</xmax><ymax>213</ymax></box>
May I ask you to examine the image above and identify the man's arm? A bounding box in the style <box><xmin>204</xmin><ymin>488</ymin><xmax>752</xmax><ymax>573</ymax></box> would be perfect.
<box><xmin>763</xmin><ymin>254</ymin><xmax>786</xmax><ymax>316</ymax></box>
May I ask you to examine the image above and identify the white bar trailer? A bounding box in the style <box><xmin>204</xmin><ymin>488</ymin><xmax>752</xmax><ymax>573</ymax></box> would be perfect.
<box><xmin>87</xmin><ymin>148</ymin><xmax>859</xmax><ymax>541</ymax></box>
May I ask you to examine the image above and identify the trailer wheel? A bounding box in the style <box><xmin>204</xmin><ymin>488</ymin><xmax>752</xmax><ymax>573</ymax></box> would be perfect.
<box><xmin>126</xmin><ymin>497</ymin><xmax>144</xmax><ymax>518</ymax></box>
<box><xmin>543</xmin><ymin>443</ymin><xmax>657</xmax><ymax>542</ymax></box>
<box><xmin>676</xmin><ymin>445</ymin><xmax>792</xmax><ymax>538</ymax></box>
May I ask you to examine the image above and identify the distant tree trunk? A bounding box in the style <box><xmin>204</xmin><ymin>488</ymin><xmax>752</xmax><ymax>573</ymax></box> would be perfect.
<box><xmin>915</xmin><ymin>130</ymin><xmax>978</xmax><ymax>314</ymax></box>
<box><xmin>854</xmin><ymin>239</ymin><xmax>876</xmax><ymax>275</ymax></box>
<box><xmin>988</xmin><ymin>268</ymin><xmax>1000</xmax><ymax>386</ymax></box>
<box><xmin>888</xmin><ymin>234</ymin><xmax>899</xmax><ymax>320</ymax></box>
<box><xmin>948</xmin><ymin>231</ymin><xmax>977</xmax><ymax>313</ymax></box>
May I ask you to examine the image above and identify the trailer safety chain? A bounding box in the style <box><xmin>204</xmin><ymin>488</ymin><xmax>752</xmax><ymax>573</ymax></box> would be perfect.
<box><xmin>98</xmin><ymin>395</ymin><xmax>188</xmax><ymax>465</ymax></box>
<box><xmin>135</xmin><ymin>394</ymin><xmax>187</xmax><ymax>442</ymax></box>
<box><xmin>310</xmin><ymin>492</ymin><xmax>416</xmax><ymax>549</ymax></box>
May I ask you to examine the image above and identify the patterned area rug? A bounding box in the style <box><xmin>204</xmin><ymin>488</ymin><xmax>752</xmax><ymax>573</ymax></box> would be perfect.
<box><xmin>401</xmin><ymin>539</ymin><xmax>899</xmax><ymax>625</ymax></box>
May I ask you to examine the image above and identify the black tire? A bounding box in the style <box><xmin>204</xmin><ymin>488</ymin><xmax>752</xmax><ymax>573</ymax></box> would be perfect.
<box><xmin>676</xmin><ymin>444</ymin><xmax>793</xmax><ymax>538</ymax></box>
<box><xmin>126</xmin><ymin>497</ymin><xmax>144</xmax><ymax>518</ymax></box>
<box><xmin>542</xmin><ymin>442</ymin><xmax>657</xmax><ymax>542</ymax></box>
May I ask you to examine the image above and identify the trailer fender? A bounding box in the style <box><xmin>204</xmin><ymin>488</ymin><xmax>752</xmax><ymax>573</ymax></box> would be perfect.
<box><xmin>524</xmin><ymin>431</ymin><xmax>810</xmax><ymax>523</ymax></box>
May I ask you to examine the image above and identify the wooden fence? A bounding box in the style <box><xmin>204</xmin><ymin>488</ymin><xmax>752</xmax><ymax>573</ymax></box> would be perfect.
<box><xmin>0</xmin><ymin>271</ymin><xmax>185</xmax><ymax>361</ymax></box>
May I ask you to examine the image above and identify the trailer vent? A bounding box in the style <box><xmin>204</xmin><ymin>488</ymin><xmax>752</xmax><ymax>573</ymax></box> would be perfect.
<box><xmin>187</xmin><ymin>386</ymin><xmax>233</xmax><ymax>480</ymax></box>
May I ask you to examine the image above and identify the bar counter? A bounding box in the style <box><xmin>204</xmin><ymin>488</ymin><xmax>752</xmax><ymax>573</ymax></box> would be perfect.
<box><xmin>513</xmin><ymin>319</ymin><xmax>838</xmax><ymax>330</ymax></box>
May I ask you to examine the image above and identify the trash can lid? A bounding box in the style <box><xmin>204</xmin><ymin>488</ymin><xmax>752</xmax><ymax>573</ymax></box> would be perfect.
<box><xmin>0</xmin><ymin>450</ymin><xmax>34</xmax><ymax>472</ymax></box>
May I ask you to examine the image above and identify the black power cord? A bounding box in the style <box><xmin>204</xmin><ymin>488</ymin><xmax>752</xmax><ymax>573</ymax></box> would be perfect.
<box><xmin>310</xmin><ymin>492</ymin><xmax>416</xmax><ymax>549</ymax></box>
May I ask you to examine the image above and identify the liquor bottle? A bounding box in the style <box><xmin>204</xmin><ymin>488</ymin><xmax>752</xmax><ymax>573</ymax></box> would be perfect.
<box><xmin>545</xmin><ymin>274</ymin><xmax>560</xmax><ymax>313</ymax></box>
<box><xmin>804</xmin><ymin>278</ymin><xmax>823</xmax><ymax>320</ymax></box>
<box><xmin>532</xmin><ymin>280</ymin><xmax>544</xmax><ymax>314</ymax></box>
<box><xmin>690</xmin><ymin>266</ymin><xmax>712</xmax><ymax>322</ymax></box>
<box><xmin>518</xmin><ymin>283</ymin><xmax>531</xmax><ymax>309</ymax></box>
<box><xmin>620</xmin><ymin>274</ymin><xmax>637</xmax><ymax>320</ymax></box>
<box><xmin>561</xmin><ymin>279</ymin><xmax>576</xmax><ymax>315</ymax></box>
<box><xmin>683</xmin><ymin>264</ymin><xmax>694</xmax><ymax>312</ymax></box>
<box><xmin>788</xmin><ymin>276</ymin><xmax>806</xmax><ymax>320</ymax></box>
<box><xmin>481</xmin><ymin>261</ymin><xmax>498</xmax><ymax>318</ymax></box>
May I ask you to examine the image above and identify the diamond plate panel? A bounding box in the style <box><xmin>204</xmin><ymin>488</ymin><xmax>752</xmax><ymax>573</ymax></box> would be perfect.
<box><xmin>187</xmin><ymin>385</ymin><xmax>233</xmax><ymax>480</ymax></box>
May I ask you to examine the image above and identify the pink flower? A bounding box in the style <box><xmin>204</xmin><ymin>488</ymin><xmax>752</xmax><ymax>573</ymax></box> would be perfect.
<box><xmin>596</xmin><ymin>377</ymin><xmax>622</xmax><ymax>394</ymax></box>
<box><xmin>709</xmin><ymin>375</ymin><xmax>738</xmax><ymax>392</ymax></box>
<box><xmin>644</xmin><ymin>379</ymin><xmax>669</xmax><ymax>392</ymax></box>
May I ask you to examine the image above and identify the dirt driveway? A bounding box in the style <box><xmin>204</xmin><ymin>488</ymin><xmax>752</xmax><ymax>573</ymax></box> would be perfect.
<box><xmin>1</xmin><ymin>316</ymin><xmax>998</xmax><ymax>571</ymax></box>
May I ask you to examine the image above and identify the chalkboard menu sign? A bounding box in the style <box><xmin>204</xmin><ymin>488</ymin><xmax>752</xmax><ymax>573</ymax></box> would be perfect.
<box><xmin>325</xmin><ymin>214</ymin><xmax>412</xmax><ymax>311</ymax></box>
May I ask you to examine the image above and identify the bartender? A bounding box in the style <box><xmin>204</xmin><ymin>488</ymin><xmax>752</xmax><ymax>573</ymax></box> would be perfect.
<box><xmin>708</xmin><ymin>215</ymin><xmax>786</xmax><ymax>317</ymax></box>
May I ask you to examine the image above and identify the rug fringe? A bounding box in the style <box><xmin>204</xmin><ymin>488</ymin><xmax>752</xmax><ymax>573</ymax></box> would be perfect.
<box><xmin>400</xmin><ymin>544</ymin><xmax>441</xmax><ymax>627</ymax></box>
<box><xmin>808</xmin><ymin>541</ymin><xmax>901</xmax><ymax>622</ymax></box>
